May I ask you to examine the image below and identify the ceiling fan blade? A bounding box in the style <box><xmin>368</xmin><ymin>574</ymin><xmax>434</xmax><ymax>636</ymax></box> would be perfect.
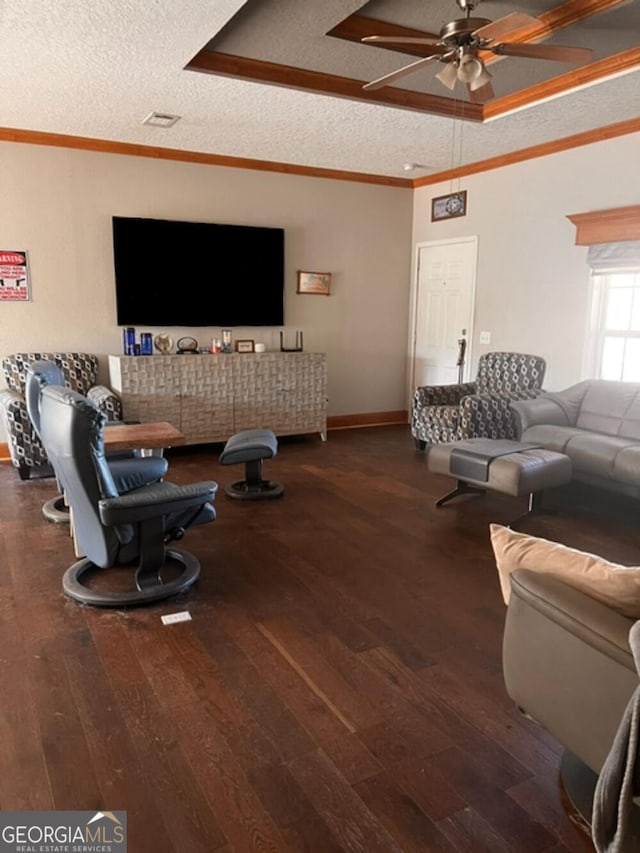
<box><xmin>362</xmin><ymin>35</ymin><xmax>441</xmax><ymax>46</ymax></box>
<box><xmin>468</xmin><ymin>80</ymin><xmax>495</xmax><ymax>103</ymax></box>
<box><xmin>473</xmin><ymin>12</ymin><xmax>538</xmax><ymax>43</ymax></box>
<box><xmin>363</xmin><ymin>54</ymin><xmax>442</xmax><ymax>91</ymax></box>
<box><xmin>492</xmin><ymin>42</ymin><xmax>593</xmax><ymax>64</ymax></box>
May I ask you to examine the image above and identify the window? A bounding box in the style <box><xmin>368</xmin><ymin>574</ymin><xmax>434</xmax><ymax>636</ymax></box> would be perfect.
<box><xmin>590</xmin><ymin>270</ymin><xmax>640</xmax><ymax>381</ymax></box>
<box><xmin>567</xmin><ymin>207</ymin><xmax>640</xmax><ymax>382</ymax></box>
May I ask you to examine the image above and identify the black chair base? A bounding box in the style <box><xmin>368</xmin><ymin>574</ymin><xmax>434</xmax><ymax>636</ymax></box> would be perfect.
<box><xmin>62</xmin><ymin>547</ymin><xmax>200</xmax><ymax>607</ymax></box>
<box><xmin>560</xmin><ymin>750</ymin><xmax>640</xmax><ymax>850</ymax></box>
<box><xmin>42</xmin><ymin>493</ymin><xmax>70</xmax><ymax>524</ymax></box>
<box><xmin>225</xmin><ymin>478</ymin><xmax>284</xmax><ymax>501</ymax></box>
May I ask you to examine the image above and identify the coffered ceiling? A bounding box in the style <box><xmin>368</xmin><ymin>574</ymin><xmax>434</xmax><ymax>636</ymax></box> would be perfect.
<box><xmin>191</xmin><ymin>0</ymin><xmax>640</xmax><ymax>123</ymax></box>
<box><xmin>0</xmin><ymin>0</ymin><xmax>638</xmax><ymax>182</ymax></box>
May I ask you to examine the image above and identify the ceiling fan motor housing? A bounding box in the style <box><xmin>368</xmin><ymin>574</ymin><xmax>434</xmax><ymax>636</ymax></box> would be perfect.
<box><xmin>440</xmin><ymin>17</ymin><xmax>492</xmax><ymax>46</ymax></box>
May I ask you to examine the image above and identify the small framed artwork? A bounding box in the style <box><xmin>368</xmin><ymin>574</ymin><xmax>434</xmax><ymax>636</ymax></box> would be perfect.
<box><xmin>431</xmin><ymin>191</ymin><xmax>468</xmax><ymax>222</ymax></box>
<box><xmin>297</xmin><ymin>270</ymin><xmax>331</xmax><ymax>296</ymax></box>
<box><xmin>235</xmin><ymin>339</ymin><xmax>255</xmax><ymax>353</ymax></box>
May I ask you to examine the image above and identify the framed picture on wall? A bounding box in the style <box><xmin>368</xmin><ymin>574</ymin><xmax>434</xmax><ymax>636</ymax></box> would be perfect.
<box><xmin>297</xmin><ymin>270</ymin><xmax>331</xmax><ymax>295</ymax></box>
<box><xmin>431</xmin><ymin>191</ymin><xmax>468</xmax><ymax>222</ymax></box>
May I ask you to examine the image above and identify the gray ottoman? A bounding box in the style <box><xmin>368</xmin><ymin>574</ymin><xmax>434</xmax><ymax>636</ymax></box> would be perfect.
<box><xmin>428</xmin><ymin>438</ymin><xmax>572</xmax><ymax>522</ymax></box>
<box><xmin>219</xmin><ymin>428</ymin><xmax>284</xmax><ymax>500</ymax></box>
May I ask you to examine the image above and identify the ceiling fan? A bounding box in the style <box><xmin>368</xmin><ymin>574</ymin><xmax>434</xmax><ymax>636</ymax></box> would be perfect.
<box><xmin>361</xmin><ymin>0</ymin><xmax>593</xmax><ymax>103</ymax></box>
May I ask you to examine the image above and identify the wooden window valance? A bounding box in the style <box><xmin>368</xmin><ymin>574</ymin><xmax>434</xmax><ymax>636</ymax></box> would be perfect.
<box><xmin>567</xmin><ymin>205</ymin><xmax>640</xmax><ymax>245</ymax></box>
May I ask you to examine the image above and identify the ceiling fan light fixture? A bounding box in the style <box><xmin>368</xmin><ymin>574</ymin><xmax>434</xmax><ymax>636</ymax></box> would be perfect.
<box><xmin>456</xmin><ymin>53</ymin><xmax>484</xmax><ymax>83</ymax></box>
<box><xmin>469</xmin><ymin>63</ymin><xmax>492</xmax><ymax>91</ymax></box>
<box><xmin>435</xmin><ymin>62</ymin><xmax>459</xmax><ymax>90</ymax></box>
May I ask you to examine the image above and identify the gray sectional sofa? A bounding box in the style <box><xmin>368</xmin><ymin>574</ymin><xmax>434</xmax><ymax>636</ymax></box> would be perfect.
<box><xmin>511</xmin><ymin>379</ymin><xmax>640</xmax><ymax>498</ymax></box>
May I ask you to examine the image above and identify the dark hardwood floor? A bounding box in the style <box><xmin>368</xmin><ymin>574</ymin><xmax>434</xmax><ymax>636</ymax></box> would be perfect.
<box><xmin>2</xmin><ymin>424</ymin><xmax>638</xmax><ymax>852</ymax></box>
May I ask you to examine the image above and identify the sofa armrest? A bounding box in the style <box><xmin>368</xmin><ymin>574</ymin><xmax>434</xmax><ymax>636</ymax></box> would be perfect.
<box><xmin>508</xmin><ymin>569</ymin><xmax>635</xmax><ymax>662</ymax></box>
<box><xmin>413</xmin><ymin>381</ymin><xmax>476</xmax><ymax>408</ymax></box>
<box><xmin>503</xmin><ymin>568</ymin><xmax>637</xmax><ymax>774</ymax></box>
<box><xmin>510</xmin><ymin>394</ymin><xmax>571</xmax><ymax>437</ymax></box>
<box><xmin>88</xmin><ymin>384</ymin><xmax>123</xmax><ymax>422</ymax></box>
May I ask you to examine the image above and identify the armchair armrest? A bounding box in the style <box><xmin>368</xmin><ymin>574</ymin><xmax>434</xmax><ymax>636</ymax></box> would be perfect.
<box><xmin>412</xmin><ymin>403</ymin><xmax>463</xmax><ymax>444</ymax></box>
<box><xmin>460</xmin><ymin>390</ymin><xmax>539</xmax><ymax>441</ymax></box>
<box><xmin>99</xmin><ymin>480</ymin><xmax>218</xmax><ymax>526</ymax></box>
<box><xmin>0</xmin><ymin>388</ymin><xmax>47</xmax><ymax>468</ymax></box>
<box><xmin>0</xmin><ymin>387</ymin><xmax>24</xmax><ymax>414</ymax></box>
<box><xmin>88</xmin><ymin>384</ymin><xmax>123</xmax><ymax>422</ymax></box>
<box><xmin>413</xmin><ymin>381</ymin><xmax>476</xmax><ymax>408</ymax></box>
<box><xmin>510</xmin><ymin>394</ymin><xmax>571</xmax><ymax>436</ymax></box>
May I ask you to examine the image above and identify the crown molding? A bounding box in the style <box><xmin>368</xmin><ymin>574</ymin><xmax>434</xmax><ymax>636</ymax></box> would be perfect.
<box><xmin>0</xmin><ymin>127</ymin><xmax>412</xmax><ymax>188</ymax></box>
<box><xmin>187</xmin><ymin>51</ymin><xmax>483</xmax><ymax>122</ymax></box>
<box><xmin>0</xmin><ymin>116</ymin><xmax>637</xmax><ymax>190</ymax></box>
<box><xmin>483</xmin><ymin>48</ymin><xmax>640</xmax><ymax>120</ymax></box>
<box><xmin>411</xmin><ymin>116</ymin><xmax>640</xmax><ymax>187</ymax></box>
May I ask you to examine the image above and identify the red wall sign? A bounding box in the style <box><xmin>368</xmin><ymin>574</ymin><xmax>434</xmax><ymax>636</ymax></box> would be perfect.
<box><xmin>0</xmin><ymin>250</ymin><xmax>30</xmax><ymax>301</ymax></box>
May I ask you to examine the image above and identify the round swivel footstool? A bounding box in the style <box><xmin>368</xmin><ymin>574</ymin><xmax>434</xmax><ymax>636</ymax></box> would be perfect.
<box><xmin>219</xmin><ymin>428</ymin><xmax>284</xmax><ymax>500</ymax></box>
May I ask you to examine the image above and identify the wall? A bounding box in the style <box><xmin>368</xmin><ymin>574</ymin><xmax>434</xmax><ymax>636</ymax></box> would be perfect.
<box><xmin>411</xmin><ymin>132</ymin><xmax>640</xmax><ymax>391</ymax></box>
<box><xmin>0</xmin><ymin>142</ymin><xmax>414</xmax><ymax>441</ymax></box>
<box><xmin>2</xmin><ymin>129</ymin><xmax>637</xmax><ymax>449</ymax></box>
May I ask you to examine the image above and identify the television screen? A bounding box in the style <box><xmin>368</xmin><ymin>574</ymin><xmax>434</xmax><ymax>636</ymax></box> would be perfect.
<box><xmin>112</xmin><ymin>216</ymin><xmax>285</xmax><ymax>326</ymax></box>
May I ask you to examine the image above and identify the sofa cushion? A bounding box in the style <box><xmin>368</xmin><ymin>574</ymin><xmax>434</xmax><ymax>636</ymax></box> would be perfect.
<box><xmin>574</xmin><ymin>381</ymin><xmax>640</xmax><ymax>436</ymax></box>
<box><xmin>561</xmin><ymin>432</ymin><xmax>640</xmax><ymax>479</ymax></box>
<box><xmin>490</xmin><ymin>523</ymin><xmax>640</xmax><ymax>618</ymax></box>
<box><xmin>521</xmin><ymin>424</ymin><xmax>584</xmax><ymax>453</ymax></box>
<box><xmin>619</xmin><ymin>390</ymin><xmax>640</xmax><ymax>440</ymax></box>
<box><xmin>612</xmin><ymin>446</ymin><xmax>640</xmax><ymax>485</ymax></box>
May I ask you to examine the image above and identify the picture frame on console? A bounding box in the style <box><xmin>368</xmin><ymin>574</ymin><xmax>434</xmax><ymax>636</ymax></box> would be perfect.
<box><xmin>297</xmin><ymin>270</ymin><xmax>331</xmax><ymax>296</ymax></box>
<box><xmin>235</xmin><ymin>339</ymin><xmax>255</xmax><ymax>353</ymax></box>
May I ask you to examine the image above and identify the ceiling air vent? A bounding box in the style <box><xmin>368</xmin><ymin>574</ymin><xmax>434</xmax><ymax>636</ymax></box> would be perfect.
<box><xmin>142</xmin><ymin>112</ymin><xmax>181</xmax><ymax>128</ymax></box>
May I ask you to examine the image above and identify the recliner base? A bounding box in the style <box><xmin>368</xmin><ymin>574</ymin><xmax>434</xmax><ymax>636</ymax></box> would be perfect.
<box><xmin>42</xmin><ymin>493</ymin><xmax>70</xmax><ymax>524</ymax></box>
<box><xmin>62</xmin><ymin>547</ymin><xmax>200</xmax><ymax>607</ymax></box>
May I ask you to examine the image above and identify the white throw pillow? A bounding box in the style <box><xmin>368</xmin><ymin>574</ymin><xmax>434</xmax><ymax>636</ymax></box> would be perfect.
<box><xmin>490</xmin><ymin>523</ymin><xmax>640</xmax><ymax>618</ymax></box>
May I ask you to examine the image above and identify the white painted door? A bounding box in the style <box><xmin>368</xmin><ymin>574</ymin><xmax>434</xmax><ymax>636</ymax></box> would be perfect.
<box><xmin>411</xmin><ymin>237</ymin><xmax>477</xmax><ymax>390</ymax></box>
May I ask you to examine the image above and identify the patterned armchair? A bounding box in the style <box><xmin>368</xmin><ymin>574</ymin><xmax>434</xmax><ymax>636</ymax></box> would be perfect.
<box><xmin>0</xmin><ymin>352</ymin><xmax>122</xmax><ymax>479</ymax></box>
<box><xmin>411</xmin><ymin>351</ymin><xmax>546</xmax><ymax>449</ymax></box>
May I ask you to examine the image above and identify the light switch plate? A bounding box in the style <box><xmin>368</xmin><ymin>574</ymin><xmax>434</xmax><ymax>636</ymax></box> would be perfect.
<box><xmin>479</xmin><ymin>331</ymin><xmax>491</xmax><ymax>345</ymax></box>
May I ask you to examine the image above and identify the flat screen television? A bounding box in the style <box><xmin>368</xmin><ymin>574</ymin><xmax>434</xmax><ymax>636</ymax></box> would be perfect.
<box><xmin>112</xmin><ymin>216</ymin><xmax>285</xmax><ymax>326</ymax></box>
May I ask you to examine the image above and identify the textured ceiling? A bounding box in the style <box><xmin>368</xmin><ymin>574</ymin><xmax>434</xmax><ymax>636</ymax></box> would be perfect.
<box><xmin>0</xmin><ymin>0</ymin><xmax>638</xmax><ymax>180</ymax></box>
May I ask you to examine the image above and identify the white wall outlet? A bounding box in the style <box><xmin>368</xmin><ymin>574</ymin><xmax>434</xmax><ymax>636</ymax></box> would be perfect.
<box><xmin>479</xmin><ymin>331</ymin><xmax>491</xmax><ymax>345</ymax></box>
<box><xmin>161</xmin><ymin>611</ymin><xmax>192</xmax><ymax>625</ymax></box>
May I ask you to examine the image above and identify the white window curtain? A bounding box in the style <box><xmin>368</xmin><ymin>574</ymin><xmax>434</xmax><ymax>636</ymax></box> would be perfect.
<box><xmin>585</xmin><ymin>242</ymin><xmax>640</xmax><ymax>381</ymax></box>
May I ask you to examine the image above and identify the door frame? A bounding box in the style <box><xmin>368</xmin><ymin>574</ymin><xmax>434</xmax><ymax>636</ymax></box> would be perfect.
<box><xmin>406</xmin><ymin>236</ymin><xmax>478</xmax><ymax>407</ymax></box>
